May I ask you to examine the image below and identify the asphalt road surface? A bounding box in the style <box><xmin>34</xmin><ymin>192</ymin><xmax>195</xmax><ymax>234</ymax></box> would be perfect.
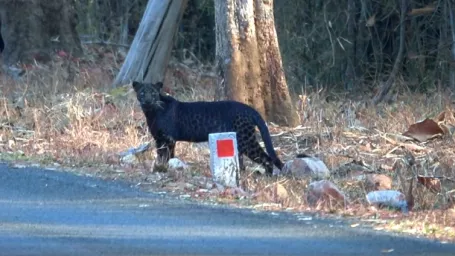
<box><xmin>0</xmin><ymin>163</ymin><xmax>454</xmax><ymax>256</ymax></box>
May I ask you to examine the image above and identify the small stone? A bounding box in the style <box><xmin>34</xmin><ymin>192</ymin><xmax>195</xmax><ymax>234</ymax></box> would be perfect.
<box><xmin>120</xmin><ymin>153</ymin><xmax>137</xmax><ymax>165</ymax></box>
<box><xmin>366</xmin><ymin>190</ymin><xmax>408</xmax><ymax>213</ymax></box>
<box><xmin>275</xmin><ymin>183</ymin><xmax>289</xmax><ymax>201</ymax></box>
<box><xmin>168</xmin><ymin>158</ymin><xmax>188</xmax><ymax>170</ymax></box>
<box><xmin>205</xmin><ymin>182</ymin><xmax>215</xmax><ymax>190</ymax></box>
<box><xmin>364</xmin><ymin>174</ymin><xmax>392</xmax><ymax>191</ymax></box>
<box><xmin>281</xmin><ymin>155</ymin><xmax>330</xmax><ymax>179</ymax></box>
<box><xmin>185</xmin><ymin>183</ymin><xmax>196</xmax><ymax>190</ymax></box>
<box><xmin>307</xmin><ymin>180</ymin><xmax>347</xmax><ymax>207</ymax></box>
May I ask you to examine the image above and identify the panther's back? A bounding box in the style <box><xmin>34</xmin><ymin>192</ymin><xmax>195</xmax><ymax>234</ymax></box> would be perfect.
<box><xmin>174</xmin><ymin>100</ymin><xmax>251</xmax><ymax>142</ymax></box>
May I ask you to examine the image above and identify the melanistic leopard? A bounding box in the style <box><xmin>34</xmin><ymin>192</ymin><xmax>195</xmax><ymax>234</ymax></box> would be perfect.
<box><xmin>132</xmin><ymin>81</ymin><xmax>283</xmax><ymax>175</ymax></box>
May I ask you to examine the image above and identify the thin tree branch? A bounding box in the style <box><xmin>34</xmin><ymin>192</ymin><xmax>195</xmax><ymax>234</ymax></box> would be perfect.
<box><xmin>372</xmin><ymin>0</ymin><xmax>407</xmax><ymax>105</ymax></box>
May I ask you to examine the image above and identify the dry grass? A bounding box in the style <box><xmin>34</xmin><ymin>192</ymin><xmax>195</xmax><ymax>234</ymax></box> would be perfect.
<box><xmin>0</xmin><ymin>46</ymin><xmax>454</xmax><ymax>242</ymax></box>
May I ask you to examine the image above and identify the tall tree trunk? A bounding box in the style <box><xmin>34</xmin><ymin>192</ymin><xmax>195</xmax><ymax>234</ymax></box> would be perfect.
<box><xmin>0</xmin><ymin>0</ymin><xmax>82</xmax><ymax>73</ymax></box>
<box><xmin>113</xmin><ymin>0</ymin><xmax>188</xmax><ymax>86</ymax></box>
<box><xmin>215</xmin><ymin>0</ymin><xmax>298</xmax><ymax>127</ymax></box>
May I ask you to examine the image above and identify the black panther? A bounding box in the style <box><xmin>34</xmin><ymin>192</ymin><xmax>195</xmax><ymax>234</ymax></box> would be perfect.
<box><xmin>132</xmin><ymin>81</ymin><xmax>283</xmax><ymax>175</ymax></box>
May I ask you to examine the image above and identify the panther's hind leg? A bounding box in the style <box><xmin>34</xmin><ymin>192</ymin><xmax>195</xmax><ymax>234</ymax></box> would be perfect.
<box><xmin>234</xmin><ymin>121</ymin><xmax>275</xmax><ymax>176</ymax></box>
<box><xmin>234</xmin><ymin>120</ymin><xmax>254</xmax><ymax>173</ymax></box>
<box><xmin>244</xmin><ymin>139</ymin><xmax>275</xmax><ymax>176</ymax></box>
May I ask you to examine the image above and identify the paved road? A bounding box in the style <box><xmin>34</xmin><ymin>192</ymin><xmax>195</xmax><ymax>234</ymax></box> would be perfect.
<box><xmin>0</xmin><ymin>163</ymin><xmax>454</xmax><ymax>256</ymax></box>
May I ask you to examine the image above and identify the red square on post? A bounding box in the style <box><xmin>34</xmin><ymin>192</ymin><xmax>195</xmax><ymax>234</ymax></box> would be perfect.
<box><xmin>216</xmin><ymin>139</ymin><xmax>235</xmax><ymax>158</ymax></box>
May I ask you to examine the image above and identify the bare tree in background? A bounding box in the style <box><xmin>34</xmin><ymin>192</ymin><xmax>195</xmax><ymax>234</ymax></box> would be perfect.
<box><xmin>0</xmin><ymin>0</ymin><xmax>82</xmax><ymax>78</ymax></box>
<box><xmin>448</xmin><ymin>0</ymin><xmax>455</xmax><ymax>89</ymax></box>
<box><xmin>215</xmin><ymin>0</ymin><xmax>299</xmax><ymax>127</ymax></box>
<box><xmin>372</xmin><ymin>0</ymin><xmax>407</xmax><ymax>104</ymax></box>
<box><xmin>113</xmin><ymin>0</ymin><xmax>188</xmax><ymax>86</ymax></box>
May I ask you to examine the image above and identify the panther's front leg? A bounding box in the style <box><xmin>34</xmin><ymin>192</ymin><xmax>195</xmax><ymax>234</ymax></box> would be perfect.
<box><xmin>168</xmin><ymin>141</ymin><xmax>176</xmax><ymax>158</ymax></box>
<box><xmin>154</xmin><ymin>131</ymin><xmax>175</xmax><ymax>171</ymax></box>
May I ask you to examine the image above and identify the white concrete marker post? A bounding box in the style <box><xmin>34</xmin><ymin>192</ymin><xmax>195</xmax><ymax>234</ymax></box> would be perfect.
<box><xmin>208</xmin><ymin>132</ymin><xmax>240</xmax><ymax>188</ymax></box>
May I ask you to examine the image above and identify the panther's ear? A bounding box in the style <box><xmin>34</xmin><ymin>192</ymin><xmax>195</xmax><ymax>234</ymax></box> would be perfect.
<box><xmin>154</xmin><ymin>82</ymin><xmax>164</xmax><ymax>89</ymax></box>
<box><xmin>132</xmin><ymin>81</ymin><xmax>141</xmax><ymax>91</ymax></box>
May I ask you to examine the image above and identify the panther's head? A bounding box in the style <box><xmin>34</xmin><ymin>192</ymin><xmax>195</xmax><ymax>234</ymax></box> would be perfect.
<box><xmin>132</xmin><ymin>81</ymin><xmax>164</xmax><ymax>110</ymax></box>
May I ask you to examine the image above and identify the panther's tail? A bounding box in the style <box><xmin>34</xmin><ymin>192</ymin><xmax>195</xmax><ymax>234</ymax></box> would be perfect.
<box><xmin>251</xmin><ymin>110</ymin><xmax>284</xmax><ymax>170</ymax></box>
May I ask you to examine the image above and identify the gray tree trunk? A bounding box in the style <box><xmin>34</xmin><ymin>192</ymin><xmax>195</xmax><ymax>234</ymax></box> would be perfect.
<box><xmin>113</xmin><ymin>0</ymin><xmax>188</xmax><ymax>87</ymax></box>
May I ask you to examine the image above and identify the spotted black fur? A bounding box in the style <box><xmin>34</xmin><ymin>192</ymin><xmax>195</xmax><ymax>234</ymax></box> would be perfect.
<box><xmin>132</xmin><ymin>81</ymin><xmax>283</xmax><ymax>175</ymax></box>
